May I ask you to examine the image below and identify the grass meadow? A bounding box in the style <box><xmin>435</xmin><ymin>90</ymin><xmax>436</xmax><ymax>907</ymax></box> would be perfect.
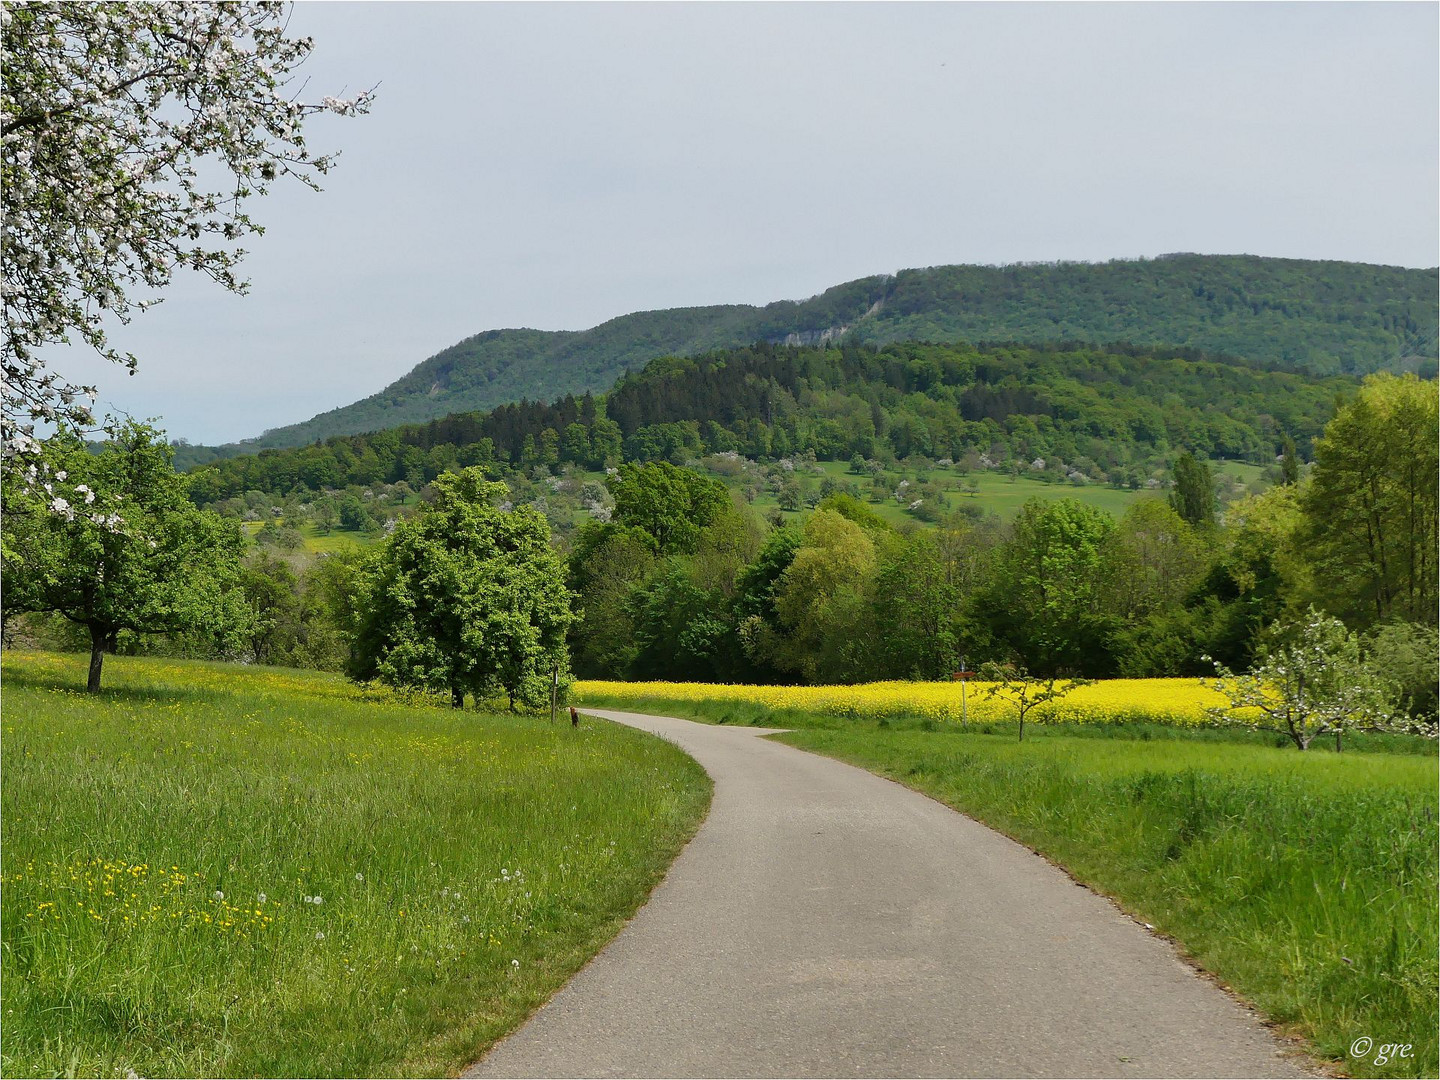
<box><xmin>1</xmin><ymin>652</ymin><xmax>711</xmax><ymax>1077</ymax></box>
<box><xmin>576</xmin><ymin>686</ymin><xmax>1439</xmax><ymax>1079</ymax></box>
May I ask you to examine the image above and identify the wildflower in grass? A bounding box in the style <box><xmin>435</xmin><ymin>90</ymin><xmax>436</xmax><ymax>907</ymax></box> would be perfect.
<box><xmin>214</xmin><ymin>890</ymin><xmax>224</xmax><ymax>900</ymax></box>
<box><xmin>257</xmin><ymin>892</ymin><xmax>266</xmax><ymax>904</ymax></box>
<box><xmin>315</xmin><ymin>931</ymin><xmax>325</xmax><ymax>941</ymax></box>
<box><xmin>355</xmin><ymin>873</ymin><xmax>363</xmax><ymax>881</ymax></box>
<box><xmin>511</xmin><ymin>959</ymin><xmax>520</xmax><ymax>968</ymax></box>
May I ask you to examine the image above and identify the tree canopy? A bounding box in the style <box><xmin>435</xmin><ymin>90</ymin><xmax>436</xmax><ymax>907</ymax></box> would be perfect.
<box><xmin>349</xmin><ymin>468</ymin><xmax>575</xmax><ymax>709</ymax></box>
<box><xmin>1</xmin><ymin>421</ymin><xmax>246</xmax><ymax>690</ymax></box>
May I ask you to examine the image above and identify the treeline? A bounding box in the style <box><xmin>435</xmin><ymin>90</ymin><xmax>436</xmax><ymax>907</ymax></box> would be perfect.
<box><xmin>566</xmin><ymin>376</ymin><xmax>1436</xmax><ymax>719</ymax></box>
<box><xmin>187</xmin><ymin>341</ymin><xmax>1353</xmax><ymax>505</ymax></box>
<box><xmin>9</xmin><ymin>376</ymin><xmax>1435</xmax><ymax>725</ymax></box>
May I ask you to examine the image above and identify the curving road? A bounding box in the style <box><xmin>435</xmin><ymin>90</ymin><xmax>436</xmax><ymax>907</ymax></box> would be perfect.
<box><xmin>467</xmin><ymin>709</ymin><xmax>1312</xmax><ymax>1079</ymax></box>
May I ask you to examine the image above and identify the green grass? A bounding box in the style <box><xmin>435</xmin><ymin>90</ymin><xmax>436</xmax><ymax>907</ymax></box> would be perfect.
<box><xmin>735</xmin><ymin>460</ymin><xmax>1155</xmax><ymax>525</ymax></box>
<box><xmin>582</xmin><ymin>693</ymin><xmax>1438</xmax><ymax>1078</ymax></box>
<box><xmin>239</xmin><ymin>520</ymin><xmax>373</xmax><ymax>553</ymax></box>
<box><xmin>811</xmin><ymin>459</ymin><xmax>1150</xmax><ymax>521</ymax></box>
<box><xmin>1</xmin><ymin>652</ymin><xmax>711</xmax><ymax>1077</ymax></box>
<box><xmin>1213</xmin><ymin>459</ymin><xmax>1269</xmax><ymax>483</ymax></box>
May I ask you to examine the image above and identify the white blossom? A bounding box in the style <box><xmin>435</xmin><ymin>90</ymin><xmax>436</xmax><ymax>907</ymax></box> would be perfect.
<box><xmin>2</xmin><ymin>2</ymin><xmax>373</xmax><ymax>482</ymax></box>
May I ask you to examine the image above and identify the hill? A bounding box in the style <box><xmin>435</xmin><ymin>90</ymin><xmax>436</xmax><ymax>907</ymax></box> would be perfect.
<box><xmin>212</xmin><ymin>255</ymin><xmax>1434</xmax><ymax>457</ymax></box>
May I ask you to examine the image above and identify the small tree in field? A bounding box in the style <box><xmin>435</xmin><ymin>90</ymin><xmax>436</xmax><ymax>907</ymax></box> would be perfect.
<box><xmin>349</xmin><ymin>468</ymin><xmax>576</xmax><ymax>710</ymax></box>
<box><xmin>1205</xmin><ymin>608</ymin><xmax>1406</xmax><ymax>750</ymax></box>
<box><xmin>979</xmin><ymin>662</ymin><xmax>1093</xmax><ymax>742</ymax></box>
<box><xmin>1</xmin><ymin>421</ymin><xmax>247</xmax><ymax>690</ymax></box>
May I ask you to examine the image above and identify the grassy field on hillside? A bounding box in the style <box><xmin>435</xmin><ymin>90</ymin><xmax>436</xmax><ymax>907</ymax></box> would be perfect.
<box><xmin>239</xmin><ymin>519</ymin><xmax>369</xmax><ymax>553</ymax></box>
<box><xmin>574</xmin><ymin>689</ymin><xmax>1438</xmax><ymax>1078</ymax></box>
<box><xmin>1</xmin><ymin>653</ymin><xmax>711</xmax><ymax>1077</ymax></box>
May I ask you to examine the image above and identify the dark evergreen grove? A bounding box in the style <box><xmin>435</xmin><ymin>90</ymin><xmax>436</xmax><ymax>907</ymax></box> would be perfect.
<box><xmin>184</xmin><ymin>340</ymin><xmax>1353</xmax><ymax>501</ymax></box>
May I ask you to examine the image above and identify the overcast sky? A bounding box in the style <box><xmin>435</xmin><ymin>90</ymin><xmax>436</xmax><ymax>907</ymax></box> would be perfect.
<box><xmin>68</xmin><ymin>1</ymin><xmax>1440</xmax><ymax>445</ymax></box>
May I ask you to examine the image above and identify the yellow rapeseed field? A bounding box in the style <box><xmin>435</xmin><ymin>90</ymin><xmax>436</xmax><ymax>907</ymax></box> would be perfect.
<box><xmin>575</xmin><ymin>677</ymin><xmax>1230</xmax><ymax>726</ymax></box>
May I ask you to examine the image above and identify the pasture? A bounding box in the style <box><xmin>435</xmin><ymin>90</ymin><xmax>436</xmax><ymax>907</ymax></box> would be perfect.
<box><xmin>0</xmin><ymin>653</ymin><xmax>710</xmax><ymax>1077</ymax></box>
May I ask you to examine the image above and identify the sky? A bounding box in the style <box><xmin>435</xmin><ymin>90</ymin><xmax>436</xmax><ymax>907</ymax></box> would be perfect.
<box><xmin>64</xmin><ymin>1</ymin><xmax>1440</xmax><ymax>445</ymax></box>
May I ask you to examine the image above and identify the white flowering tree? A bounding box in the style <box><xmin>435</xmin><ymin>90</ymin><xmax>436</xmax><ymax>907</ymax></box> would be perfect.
<box><xmin>1</xmin><ymin>1</ymin><xmax>371</xmax><ymax>469</ymax></box>
<box><xmin>1</xmin><ymin>420</ymin><xmax>248</xmax><ymax>691</ymax></box>
<box><xmin>1205</xmin><ymin>609</ymin><xmax>1409</xmax><ymax>751</ymax></box>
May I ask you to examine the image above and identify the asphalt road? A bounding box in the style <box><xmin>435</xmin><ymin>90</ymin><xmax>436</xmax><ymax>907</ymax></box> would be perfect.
<box><xmin>467</xmin><ymin>709</ymin><xmax>1312</xmax><ymax>1079</ymax></box>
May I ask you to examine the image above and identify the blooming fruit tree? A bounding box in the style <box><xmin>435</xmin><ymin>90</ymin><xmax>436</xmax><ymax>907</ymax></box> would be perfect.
<box><xmin>1</xmin><ymin>1</ymin><xmax>371</xmax><ymax>466</ymax></box>
<box><xmin>0</xmin><ymin>420</ymin><xmax>248</xmax><ymax>691</ymax></box>
<box><xmin>1205</xmin><ymin>608</ymin><xmax>1416</xmax><ymax>750</ymax></box>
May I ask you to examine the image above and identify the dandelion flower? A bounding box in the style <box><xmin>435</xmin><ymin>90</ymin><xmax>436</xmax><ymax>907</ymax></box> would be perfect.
<box><xmin>257</xmin><ymin>892</ymin><xmax>267</xmax><ymax>904</ymax></box>
<box><xmin>354</xmin><ymin>873</ymin><xmax>364</xmax><ymax>881</ymax></box>
<box><xmin>511</xmin><ymin>959</ymin><xmax>520</xmax><ymax>968</ymax></box>
<box><xmin>315</xmin><ymin>931</ymin><xmax>325</xmax><ymax>941</ymax></box>
<box><xmin>214</xmin><ymin>890</ymin><xmax>224</xmax><ymax>900</ymax></box>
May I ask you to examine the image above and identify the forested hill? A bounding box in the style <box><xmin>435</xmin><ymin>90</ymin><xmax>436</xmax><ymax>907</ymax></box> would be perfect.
<box><xmin>225</xmin><ymin>254</ymin><xmax>1434</xmax><ymax>455</ymax></box>
<box><xmin>188</xmin><ymin>339</ymin><xmax>1355</xmax><ymax>504</ymax></box>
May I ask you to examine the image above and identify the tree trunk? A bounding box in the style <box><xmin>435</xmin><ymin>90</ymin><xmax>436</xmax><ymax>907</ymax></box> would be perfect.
<box><xmin>450</xmin><ymin>687</ymin><xmax>464</xmax><ymax>709</ymax></box>
<box><xmin>1335</xmin><ymin>730</ymin><xmax>1342</xmax><ymax>752</ymax></box>
<box><xmin>87</xmin><ymin>626</ymin><xmax>106</xmax><ymax>693</ymax></box>
<box><xmin>1018</xmin><ymin>712</ymin><xmax>1025</xmax><ymax>742</ymax></box>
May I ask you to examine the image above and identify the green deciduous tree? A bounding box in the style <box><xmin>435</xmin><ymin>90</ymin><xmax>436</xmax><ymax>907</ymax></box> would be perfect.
<box><xmin>609</xmin><ymin>461</ymin><xmax>728</xmax><ymax>555</ymax></box>
<box><xmin>870</xmin><ymin>532</ymin><xmax>960</xmax><ymax>679</ymax></box>
<box><xmin>1300</xmin><ymin>373</ymin><xmax>1438</xmax><ymax>627</ymax></box>
<box><xmin>1101</xmin><ymin>500</ymin><xmax>1209</xmax><ymax>618</ymax></box>
<box><xmin>1</xmin><ymin>421</ymin><xmax>246</xmax><ymax>690</ymax></box>
<box><xmin>350</xmin><ymin>468</ymin><xmax>575</xmax><ymax>709</ymax></box>
<box><xmin>772</xmin><ymin>510</ymin><xmax>876</xmax><ymax>682</ymax></box>
<box><xmin>1169</xmin><ymin>452</ymin><xmax>1215</xmax><ymax>527</ymax></box>
<box><xmin>566</xmin><ymin>522</ymin><xmax>655</xmax><ymax>678</ymax></box>
<box><xmin>983</xmin><ymin>498</ymin><xmax>1117</xmax><ymax>673</ymax></box>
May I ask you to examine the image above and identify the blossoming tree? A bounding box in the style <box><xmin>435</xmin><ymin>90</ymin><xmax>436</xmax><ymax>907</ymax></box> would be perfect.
<box><xmin>1</xmin><ymin>1</ymin><xmax>371</xmax><ymax>480</ymax></box>
<box><xmin>1206</xmin><ymin>608</ymin><xmax>1414</xmax><ymax>750</ymax></box>
<box><xmin>1</xmin><ymin>420</ymin><xmax>248</xmax><ymax>690</ymax></box>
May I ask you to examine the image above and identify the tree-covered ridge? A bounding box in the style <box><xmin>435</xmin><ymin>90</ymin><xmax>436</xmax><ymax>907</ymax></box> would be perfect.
<box><xmin>187</xmin><ymin>340</ymin><xmax>1355</xmax><ymax>504</ymax></box>
<box><xmin>226</xmin><ymin>255</ymin><xmax>1434</xmax><ymax>453</ymax></box>
<box><xmin>853</xmin><ymin>255</ymin><xmax>1436</xmax><ymax>375</ymax></box>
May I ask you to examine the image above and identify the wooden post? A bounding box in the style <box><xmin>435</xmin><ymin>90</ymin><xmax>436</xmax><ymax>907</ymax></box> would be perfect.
<box><xmin>951</xmin><ymin>661</ymin><xmax>975</xmax><ymax>724</ymax></box>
